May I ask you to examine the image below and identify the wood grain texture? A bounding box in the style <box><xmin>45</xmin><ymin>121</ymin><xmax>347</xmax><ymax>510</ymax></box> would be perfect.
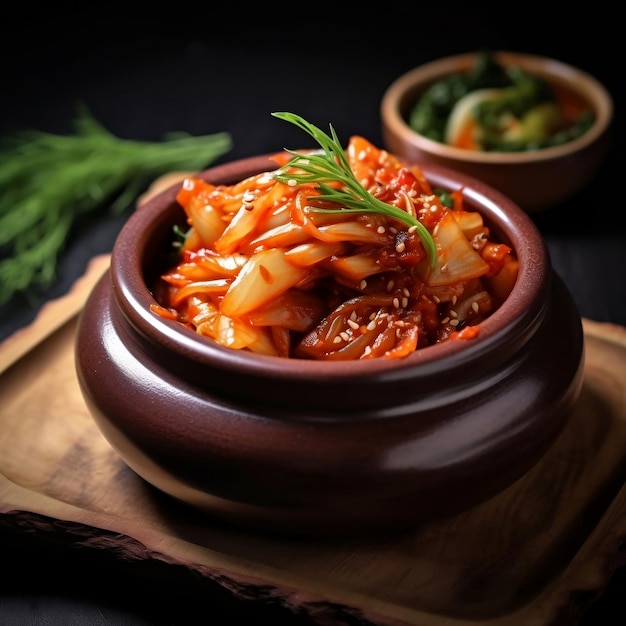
<box><xmin>1</xmin><ymin>175</ymin><xmax>626</xmax><ymax>624</ymax></box>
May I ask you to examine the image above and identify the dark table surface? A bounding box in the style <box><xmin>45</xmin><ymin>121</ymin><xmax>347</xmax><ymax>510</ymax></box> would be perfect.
<box><xmin>1</xmin><ymin>3</ymin><xmax>624</xmax><ymax>624</ymax></box>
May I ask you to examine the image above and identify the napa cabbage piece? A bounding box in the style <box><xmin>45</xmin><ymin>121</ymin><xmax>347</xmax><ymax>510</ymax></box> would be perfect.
<box><xmin>219</xmin><ymin>248</ymin><xmax>308</xmax><ymax>317</ymax></box>
<box><xmin>421</xmin><ymin>211</ymin><xmax>489</xmax><ymax>287</ymax></box>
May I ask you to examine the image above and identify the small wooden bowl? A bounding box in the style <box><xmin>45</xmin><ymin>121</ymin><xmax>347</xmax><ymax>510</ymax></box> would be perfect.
<box><xmin>75</xmin><ymin>154</ymin><xmax>585</xmax><ymax>537</ymax></box>
<box><xmin>381</xmin><ymin>51</ymin><xmax>613</xmax><ymax>213</ymax></box>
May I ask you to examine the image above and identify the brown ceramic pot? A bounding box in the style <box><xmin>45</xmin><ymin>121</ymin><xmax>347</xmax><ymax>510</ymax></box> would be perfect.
<box><xmin>75</xmin><ymin>154</ymin><xmax>585</xmax><ymax>537</ymax></box>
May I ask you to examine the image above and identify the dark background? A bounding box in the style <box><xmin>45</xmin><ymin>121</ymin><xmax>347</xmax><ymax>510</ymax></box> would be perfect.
<box><xmin>1</xmin><ymin>2</ymin><xmax>624</xmax><ymax>624</ymax></box>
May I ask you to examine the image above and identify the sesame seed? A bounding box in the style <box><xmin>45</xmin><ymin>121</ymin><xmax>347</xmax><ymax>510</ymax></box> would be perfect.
<box><xmin>433</xmin><ymin>224</ymin><xmax>440</xmax><ymax>236</ymax></box>
<box><xmin>350</xmin><ymin>311</ymin><xmax>357</xmax><ymax>321</ymax></box>
<box><xmin>441</xmin><ymin>317</ymin><xmax>450</xmax><ymax>324</ymax></box>
<box><xmin>450</xmin><ymin>310</ymin><xmax>458</xmax><ymax>318</ymax></box>
<box><xmin>393</xmin><ymin>297</ymin><xmax>400</xmax><ymax>309</ymax></box>
<box><xmin>369</xmin><ymin>312</ymin><xmax>376</xmax><ymax>320</ymax></box>
<box><xmin>432</xmin><ymin>295</ymin><xmax>441</xmax><ymax>304</ymax></box>
<box><xmin>452</xmin><ymin>295</ymin><xmax>457</xmax><ymax>305</ymax></box>
<box><xmin>347</xmin><ymin>319</ymin><xmax>360</xmax><ymax>330</ymax></box>
<box><xmin>395</xmin><ymin>242</ymin><xmax>406</xmax><ymax>253</ymax></box>
<box><xmin>386</xmin><ymin>280</ymin><xmax>394</xmax><ymax>292</ymax></box>
<box><xmin>389</xmin><ymin>227</ymin><xmax>398</xmax><ymax>235</ymax></box>
<box><xmin>333</xmin><ymin>336</ymin><xmax>342</xmax><ymax>344</ymax></box>
<box><xmin>360</xmin><ymin>279</ymin><xmax>367</xmax><ymax>290</ymax></box>
<box><xmin>287</xmin><ymin>179</ymin><xmax>297</xmax><ymax>187</ymax></box>
<box><xmin>377</xmin><ymin>226</ymin><xmax>386</xmax><ymax>234</ymax></box>
<box><xmin>408</xmin><ymin>225</ymin><xmax>417</xmax><ymax>234</ymax></box>
<box><xmin>440</xmin><ymin>263</ymin><xmax>448</xmax><ymax>273</ymax></box>
<box><xmin>472</xmin><ymin>301</ymin><xmax>480</xmax><ymax>313</ymax></box>
<box><xmin>402</xmin><ymin>287</ymin><xmax>410</xmax><ymax>297</ymax></box>
<box><xmin>367</xmin><ymin>320</ymin><xmax>377</xmax><ymax>331</ymax></box>
<box><xmin>450</xmin><ymin>319</ymin><xmax>460</xmax><ymax>326</ymax></box>
<box><xmin>402</xmin><ymin>297</ymin><xmax>409</xmax><ymax>308</ymax></box>
<box><xmin>363</xmin><ymin>345</ymin><xmax>372</xmax><ymax>356</ymax></box>
<box><xmin>339</xmin><ymin>331</ymin><xmax>350</xmax><ymax>342</ymax></box>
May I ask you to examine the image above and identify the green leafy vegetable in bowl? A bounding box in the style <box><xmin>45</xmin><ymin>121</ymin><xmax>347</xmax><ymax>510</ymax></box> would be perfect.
<box><xmin>409</xmin><ymin>50</ymin><xmax>595</xmax><ymax>152</ymax></box>
<box><xmin>0</xmin><ymin>106</ymin><xmax>232</xmax><ymax>305</ymax></box>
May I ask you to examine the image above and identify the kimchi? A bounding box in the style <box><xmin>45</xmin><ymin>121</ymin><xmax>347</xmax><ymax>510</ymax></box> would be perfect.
<box><xmin>151</xmin><ymin>128</ymin><xmax>518</xmax><ymax>360</ymax></box>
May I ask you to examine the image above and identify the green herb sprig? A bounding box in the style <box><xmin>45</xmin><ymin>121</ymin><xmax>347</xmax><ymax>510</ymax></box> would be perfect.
<box><xmin>0</xmin><ymin>106</ymin><xmax>232</xmax><ymax>304</ymax></box>
<box><xmin>271</xmin><ymin>112</ymin><xmax>436</xmax><ymax>266</ymax></box>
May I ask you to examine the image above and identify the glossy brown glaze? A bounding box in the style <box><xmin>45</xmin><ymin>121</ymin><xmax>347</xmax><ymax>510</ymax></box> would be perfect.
<box><xmin>381</xmin><ymin>51</ymin><xmax>613</xmax><ymax>212</ymax></box>
<box><xmin>75</xmin><ymin>155</ymin><xmax>585</xmax><ymax>537</ymax></box>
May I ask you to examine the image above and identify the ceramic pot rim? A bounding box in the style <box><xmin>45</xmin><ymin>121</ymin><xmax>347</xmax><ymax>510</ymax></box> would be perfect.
<box><xmin>110</xmin><ymin>153</ymin><xmax>550</xmax><ymax>380</ymax></box>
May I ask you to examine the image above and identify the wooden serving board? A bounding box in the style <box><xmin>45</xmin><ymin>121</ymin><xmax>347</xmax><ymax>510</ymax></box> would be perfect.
<box><xmin>1</xmin><ymin>178</ymin><xmax>626</xmax><ymax>624</ymax></box>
